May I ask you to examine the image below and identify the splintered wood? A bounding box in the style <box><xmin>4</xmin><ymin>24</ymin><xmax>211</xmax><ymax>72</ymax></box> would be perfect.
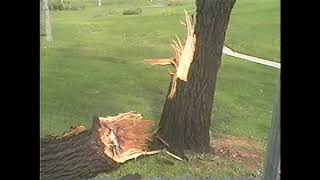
<box><xmin>62</xmin><ymin>126</ymin><xmax>87</xmax><ymax>138</ymax></box>
<box><xmin>144</xmin><ymin>10</ymin><xmax>196</xmax><ymax>99</ymax></box>
<box><xmin>175</xmin><ymin>11</ymin><xmax>196</xmax><ymax>82</ymax></box>
<box><xmin>145</xmin><ymin>10</ymin><xmax>196</xmax><ymax>98</ymax></box>
<box><xmin>98</xmin><ymin>112</ymin><xmax>160</xmax><ymax>163</ymax></box>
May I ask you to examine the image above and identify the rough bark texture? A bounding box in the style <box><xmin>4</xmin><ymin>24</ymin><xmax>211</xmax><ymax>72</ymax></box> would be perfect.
<box><xmin>40</xmin><ymin>117</ymin><xmax>118</xmax><ymax>180</ymax></box>
<box><xmin>156</xmin><ymin>0</ymin><xmax>236</xmax><ymax>153</ymax></box>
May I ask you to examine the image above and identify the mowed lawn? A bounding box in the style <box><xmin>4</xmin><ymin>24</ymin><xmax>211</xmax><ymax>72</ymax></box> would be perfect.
<box><xmin>40</xmin><ymin>0</ymin><xmax>280</xmax><ymax>177</ymax></box>
<box><xmin>226</xmin><ymin>0</ymin><xmax>280</xmax><ymax>62</ymax></box>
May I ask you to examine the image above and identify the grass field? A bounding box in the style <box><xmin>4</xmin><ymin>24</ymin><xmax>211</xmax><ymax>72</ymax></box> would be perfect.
<box><xmin>226</xmin><ymin>0</ymin><xmax>280</xmax><ymax>62</ymax></box>
<box><xmin>41</xmin><ymin>0</ymin><xmax>280</xmax><ymax>177</ymax></box>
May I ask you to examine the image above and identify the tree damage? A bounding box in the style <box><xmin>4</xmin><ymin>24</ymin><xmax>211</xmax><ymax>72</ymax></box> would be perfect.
<box><xmin>145</xmin><ymin>10</ymin><xmax>196</xmax><ymax>99</ymax></box>
<box><xmin>98</xmin><ymin>112</ymin><xmax>160</xmax><ymax>163</ymax></box>
<box><xmin>40</xmin><ymin>112</ymin><xmax>160</xmax><ymax>179</ymax></box>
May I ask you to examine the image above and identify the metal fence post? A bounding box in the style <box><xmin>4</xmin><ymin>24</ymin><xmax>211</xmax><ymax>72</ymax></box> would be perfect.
<box><xmin>263</xmin><ymin>81</ymin><xmax>280</xmax><ymax>180</ymax></box>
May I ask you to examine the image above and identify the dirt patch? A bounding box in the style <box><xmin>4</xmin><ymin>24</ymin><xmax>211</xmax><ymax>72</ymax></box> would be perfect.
<box><xmin>210</xmin><ymin>135</ymin><xmax>266</xmax><ymax>172</ymax></box>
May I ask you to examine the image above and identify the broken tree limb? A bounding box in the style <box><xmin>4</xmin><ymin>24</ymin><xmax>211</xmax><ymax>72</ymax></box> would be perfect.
<box><xmin>144</xmin><ymin>10</ymin><xmax>196</xmax><ymax>98</ymax></box>
<box><xmin>41</xmin><ymin>112</ymin><xmax>159</xmax><ymax>179</ymax></box>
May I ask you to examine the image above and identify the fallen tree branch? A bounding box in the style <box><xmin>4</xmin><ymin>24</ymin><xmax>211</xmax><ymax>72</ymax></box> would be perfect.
<box><xmin>41</xmin><ymin>112</ymin><xmax>160</xmax><ymax>179</ymax></box>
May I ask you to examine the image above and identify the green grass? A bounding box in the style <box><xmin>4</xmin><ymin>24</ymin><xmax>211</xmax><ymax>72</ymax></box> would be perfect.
<box><xmin>212</xmin><ymin>56</ymin><xmax>279</xmax><ymax>141</ymax></box>
<box><xmin>41</xmin><ymin>0</ymin><xmax>279</xmax><ymax>177</ymax></box>
<box><xmin>226</xmin><ymin>0</ymin><xmax>280</xmax><ymax>61</ymax></box>
<box><xmin>92</xmin><ymin>152</ymin><xmax>254</xmax><ymax>178</ymax></box>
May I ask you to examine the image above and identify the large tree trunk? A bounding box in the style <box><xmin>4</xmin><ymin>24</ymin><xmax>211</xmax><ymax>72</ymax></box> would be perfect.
<box><xmin>40</xmin><ymin>117</ymin><xmax>118</xmax><ymax>180</ymax></box>
<box><xmin>42</xmin><ymin>0</ymin><xmax>53</xmax><ymax>42</ymax></box>
<box><xmin>156</xmin><ymin>0</ymin><xmax>236</xmax><ymax>153</ymax></box>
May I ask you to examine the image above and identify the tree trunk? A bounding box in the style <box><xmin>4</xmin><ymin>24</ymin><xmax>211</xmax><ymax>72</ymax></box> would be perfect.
<box><xmin>42</xmin><ymin>0</ymin><xmax>53</xmax><ymax>42</ymax></box>
<box><xmin>40</xmin><ymin>0</ymin><xmax>45</xmax><ymax>36</ymax></box>
<box><xmin>98</xmin><ymin>0</ymin><xmax>102</xmax><ymax>6</ymax></box>
<box><xmin>156</xmin><ymin>0</ymin><xmax>236</xmax><ymax>153</ymax></box>
<box><xmin>40</xmin><ymin>117</ymin><xmax>118</xmax><ymax>180</ymax></box>
<box><xmin>61</xmin><ymin>0</ymin><xmax>65</xmax><ymax>9</ymax></box>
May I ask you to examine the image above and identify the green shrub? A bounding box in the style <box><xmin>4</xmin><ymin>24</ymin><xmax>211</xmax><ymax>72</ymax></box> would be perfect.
<box><xmin>48</xmin><ymin>0</ymin><xmax>85</xmax><ymax>11</ymax></box>
<box><xmin>163</xmin><ymin>0</ymin><xmax>182</xmax><ymax>6</ymax></box>
<box><xmin>49</xmin><ymin>0</ymin><xmax>64</xmax><ymax>11</ymax></box>
<box><xmin>122</xmin><ymin>8</ymin><xmax>142</xmax><ymax>15</ymax></box>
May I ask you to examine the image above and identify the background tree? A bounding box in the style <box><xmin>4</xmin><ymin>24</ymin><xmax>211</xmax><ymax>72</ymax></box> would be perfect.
<box><xmin>155</xmin><ymin>0</ymin><xmax>237</xmax><ymax>153</ymax></box>
<box><xmin>61</xmin><ymin>0</ymin><xmax>65</xmax><ymax>9</ymax></box>
<box><xmin>42</xmin><ymin>0</ymin><xmax>53</xmax><ymax>42</ymax></box>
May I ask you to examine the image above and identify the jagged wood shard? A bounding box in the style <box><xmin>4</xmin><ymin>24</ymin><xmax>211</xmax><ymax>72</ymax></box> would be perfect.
<box><xmin>175</xmin><ymin>10</ymin><xmax>196</xmax><ymax>82</ymax></box>
<box><xmin>144</xmin><ymin>10</ymin><xmax>196</xmax><ymax>99</ymax></box>
<box><xmin>98</xmin><ymin>112</ymin><xmax>160</xmax><ymax>163</ymax></box>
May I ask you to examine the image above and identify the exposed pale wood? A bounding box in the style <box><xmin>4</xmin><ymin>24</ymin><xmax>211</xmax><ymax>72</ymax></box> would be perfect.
<box><xmin>99</xmin><ymin>112</ymin><xmax>156</xmax><ymax>163</ymax></box>
<box><xmin>165</xmin><ymin>150</ymin><xmax>183</xmax><ymax>161</ymax></box>
<box><xmin>62</xmin><ymin>126</ymin><xmax>86</xmax><ymax>138</ymax></box>
<box><xmin>155</xmin><ymin>0</ymin><xmax>237</xmax><ymax>153</ymax></box>
<box><xmin>174</xmin><ymin>10</ymin><xmax>196</xmax><ymax>82</ymax></box>
<box><xmin>41</xmin><ymin>112</ymin><xmax>160</xmax><ymax>178</ymax></box>
<box><xmin>144</xmin><ymin>10</ymin><xmax>196</xmax><ymax>98</ymax></box>
<box><xmin>144</xmin><ymin>59</ymin><xmax>174</xmax><ymax>66</ymax></box>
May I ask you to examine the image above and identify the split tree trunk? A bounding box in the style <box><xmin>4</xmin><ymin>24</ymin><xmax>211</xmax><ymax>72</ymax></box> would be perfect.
<box><xmin>42</xmin><ymin>0</ymin><xmax>53</xmax><ymax>42</ymax></box>
<box><xmin>40</xmin><ymin>117</ymin><xmax>118</xmax><ymax>180</ymax></box>
<box><xmin>156</xmin><ymin>0</ymin><xmax>236</xmax><ymax>153</ymax></box>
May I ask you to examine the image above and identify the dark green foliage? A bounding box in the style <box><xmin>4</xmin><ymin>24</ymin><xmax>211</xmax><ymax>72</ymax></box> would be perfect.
<box><xmin>163</xmin><ymin>0</ymin><xmax>182</xmax><ymax>7</ymax></box>
<box><xmin>123</xmin><ymin>8</ymin><xmax>142</xmax><ymax>15</ymax></box>
<box><xmin>49</xmin><ymin>0</ymin><xmax>85</xmax><ymax>11</ymax></box>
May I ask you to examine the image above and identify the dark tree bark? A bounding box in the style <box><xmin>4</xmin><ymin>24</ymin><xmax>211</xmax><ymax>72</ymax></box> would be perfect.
<box><xmin>40</xmin><ymin>117</ymin><xmax>118</xmax><ymax>180</ymax></box>
<box><xmin>156</xmin><ymin>0</ymin><xmax>236</xmax><ymax>153</ymax></box>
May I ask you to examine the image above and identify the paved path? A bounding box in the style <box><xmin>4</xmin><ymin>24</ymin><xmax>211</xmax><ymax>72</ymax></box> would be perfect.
<box><xmin>223</xmin><ymin>46</ymin><xmax>281</xmax><ymax>69</ymax></box>
<box><xmin>143</xmin><ymin>5</ymin><xmax>165</xmax><ymax>8</ymax></box>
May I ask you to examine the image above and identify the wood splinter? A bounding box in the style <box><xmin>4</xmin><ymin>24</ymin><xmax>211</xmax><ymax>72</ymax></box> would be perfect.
<box><xmin>144</xmin><ymin>10</ymin><xmax>196</xmax><ymax>99</ymax></box>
